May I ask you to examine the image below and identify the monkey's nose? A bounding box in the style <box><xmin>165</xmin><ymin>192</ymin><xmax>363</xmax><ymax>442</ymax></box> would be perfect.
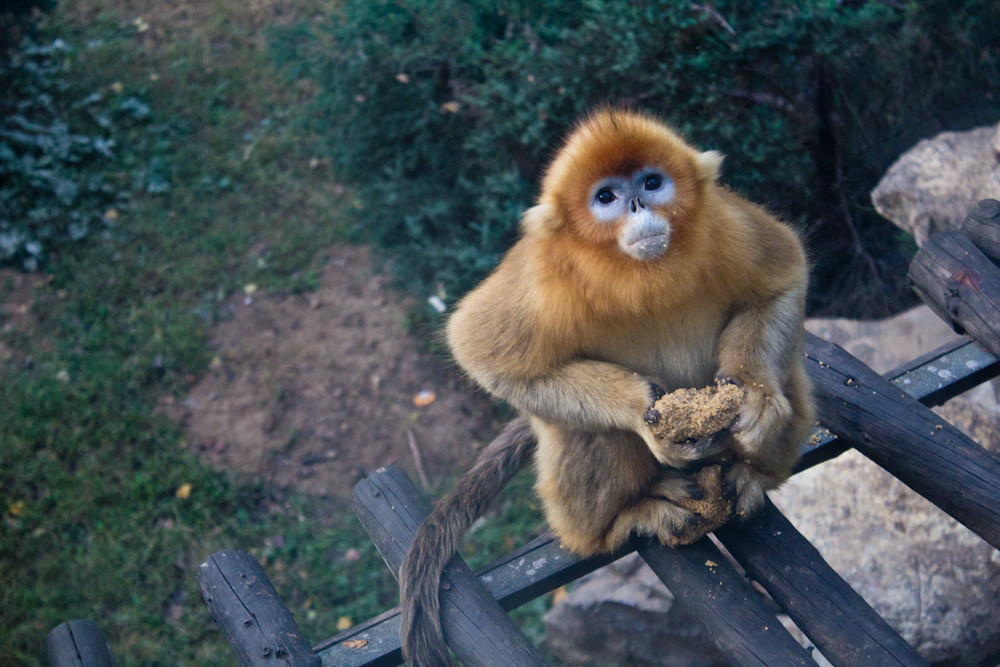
<box><xmin>629</xmin><ymin>197</ymin><xmax>646</xmax><ymax>214</ymax></box>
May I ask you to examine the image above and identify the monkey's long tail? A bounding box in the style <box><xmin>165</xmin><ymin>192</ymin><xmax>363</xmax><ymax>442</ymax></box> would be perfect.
<box><xmin>398</xmin><ymin>417</ymin><xmax>537</xmax><ymax>667</ymax></box>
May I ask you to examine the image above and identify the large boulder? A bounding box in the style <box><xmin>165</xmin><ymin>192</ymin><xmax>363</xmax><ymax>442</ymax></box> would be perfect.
<box><xmin>871</xmin><ymin>123</ymin><xmax>1000</xmax><ymax>246</ymax></box>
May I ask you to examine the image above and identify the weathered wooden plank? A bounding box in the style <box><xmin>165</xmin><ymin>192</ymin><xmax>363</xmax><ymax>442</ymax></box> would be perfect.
<box><xmin>315</xmin><ymin>335</ymin><xmax>1000</xmax><ymax>666</ymax></box>
<box><xmin>352</xmin><ymin>465</ymin><xmax>550</xmax><ymax>667</ymax></box>
<box><xmin>908</xmin><ymin>230</ymin><xmax>1000</xmax><ymax>359</ymax></box>
<box><xmin>804</xmin><ymin>332</ymin><xmax>1000</xmax><ymax>550</ymax></box>
<box><xmin>638</xmin><ymin>537</ymin><xmax>816</xmax><ymax>667</ymax></box>
<box><xmin>315</xmin><ymin>531</ymin><xmax>624</xmax><ymax>666</ymax></box>
<box><xmin>197</xmin><ymin>550</ymin><xmax>319</xmax><ymax>667</ymax></box>
<box><xmin>959</xmin><ymin>199</ymin><xmax>1000</xmax><ymax>263</ymax></box>
<box><xmin>716</xmin><ymin>499</ymin><xmax>930</xmax><ymax>667</ymax></box>
<box><xmin>46</xmin><ymin>620</ymin><xmax>114</xmax><ymax>667</ymax></box>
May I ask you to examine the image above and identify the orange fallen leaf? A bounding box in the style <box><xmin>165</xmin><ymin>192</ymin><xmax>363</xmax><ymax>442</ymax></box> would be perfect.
<box><xmin>413</xmin><ymin>390</ymin><xmax>436</xmax><ymax>407</ymax></box>
<box><xmin>344</xmin><ymin>639</ymin><xmax>368</xmax><ymax>649</ymax></box>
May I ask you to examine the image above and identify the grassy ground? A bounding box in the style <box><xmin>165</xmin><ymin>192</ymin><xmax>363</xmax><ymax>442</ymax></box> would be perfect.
<box><xmin>0</xmin><ymin>2</ymin><xmax>547</xmax><ymax>665</ymax></box>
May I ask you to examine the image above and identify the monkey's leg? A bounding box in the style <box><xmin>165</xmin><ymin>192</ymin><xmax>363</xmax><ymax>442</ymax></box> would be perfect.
<box><xmin>534</xmin><ymin>424</ymin><xmax>705</xmax><ymax>555</ymax></box>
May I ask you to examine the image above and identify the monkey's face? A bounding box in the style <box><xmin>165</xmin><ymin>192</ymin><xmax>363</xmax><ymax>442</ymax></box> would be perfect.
<box><xmin>538</xmin><ymin>110</ymin><xmax>716</xmax><ymax>264</ymax></box>
<box><xmin>589</xmin><ymin>168</ymin><xmax>675</xmax><ymax>261</ymax></box>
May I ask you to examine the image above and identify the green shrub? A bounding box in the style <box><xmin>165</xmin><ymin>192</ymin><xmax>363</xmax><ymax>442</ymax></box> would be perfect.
<box><xmin>0</xmin><ymin>37</ymin><xmax>156</xmax><ymax>270</ymax></box>
<box><xmin>274</xmin><ymin>0</ymin><xmax>1000</xmax><ymax>316</ymax></box>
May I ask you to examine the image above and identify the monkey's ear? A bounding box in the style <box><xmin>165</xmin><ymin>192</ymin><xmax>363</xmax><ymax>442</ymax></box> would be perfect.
<box><xmin>696</xmin><ymin>150</ymin><xmax>724</xmax><ymax>184</ymax></box>
<box><xmin>520</xmin><ymin>204</ymin><xmax>561</xmax><ymax>236</ymax></box>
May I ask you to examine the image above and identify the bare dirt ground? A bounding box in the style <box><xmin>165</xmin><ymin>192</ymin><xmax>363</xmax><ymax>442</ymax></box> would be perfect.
<box><xmin>166</xmin><ymin>244</ymin><xmax>497</xmax><ymax>499</ymax></box>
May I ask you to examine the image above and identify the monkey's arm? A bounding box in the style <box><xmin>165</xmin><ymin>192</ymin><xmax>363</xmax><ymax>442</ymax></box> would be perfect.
<box><xmin>447</xmin><ymin>260</ymin><xmax>660</xmax><ymax>446</ymax></box>
<box><xmin>716</xmin><ymin>286</ymin><xmax>805</xmax><ymax>456</ymax></box>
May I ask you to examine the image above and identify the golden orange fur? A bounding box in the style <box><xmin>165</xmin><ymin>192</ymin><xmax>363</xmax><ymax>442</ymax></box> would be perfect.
<box><xmin>447</xmin><ymin>108</ymin><xmax>814</xmax><ymax>556</ymax></box>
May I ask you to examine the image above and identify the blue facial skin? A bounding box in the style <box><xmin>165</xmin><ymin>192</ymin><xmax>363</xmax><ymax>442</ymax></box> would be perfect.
<box><xmin>589</xmin><ymin>169</ymin><xmax>676</xmax><ymax>261</ymax></box>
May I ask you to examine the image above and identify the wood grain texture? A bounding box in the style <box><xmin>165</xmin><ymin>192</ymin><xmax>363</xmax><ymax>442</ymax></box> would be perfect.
<box><xmin>803</xmin><ymin>332</ymin><xmax>1000</xmax><ymax>550</ymax></box>
<box><xmin>959</xmin><ymin>199</ymin><xmax>1000</xmax><ymax>264</ymax></box>
<box><xmin>46</xmin><ymin>620</ymin><xmax>114</xmax><ymax>667</ymax></box>
<box><xmin>716</xmin><ymin>499</ymin><xmax>930</xmax><ymax>667</ymax></box>
<box><xmin>908</xmin><ymin>229</ymin><xmax>1000</xmax><ymax>359</ymax></box>
<box><xmin>638</xmin><ymin>537</ymin><xmax>816</xmax><ymax>667</ymax></box>
<box><xmin>197</xmin><ymin>550</ymin><xmax>319</xmax><ymax>667</ymax></box>
<box><xmin>351</xmin><ymin>465</ymin><xmax>550</xmax><ymax>667</ymax></box>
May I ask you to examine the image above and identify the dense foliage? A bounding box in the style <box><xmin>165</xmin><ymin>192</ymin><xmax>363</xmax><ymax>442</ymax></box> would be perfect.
<box><xmin>275</xmin><ymin>0</ymin><xmax>1000</xmax><ymax>316</ymax></box>
<box><xmin>0</xmin><ymin>36</ymin><xmax>159</xmax><ymax>270</ymax></box>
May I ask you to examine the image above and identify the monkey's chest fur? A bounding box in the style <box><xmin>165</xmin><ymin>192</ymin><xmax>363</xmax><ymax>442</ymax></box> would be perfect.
<box><xmin>581</xmin><ymin>299</ymin><xmax>726</xmax><ymax>391</ymax></box>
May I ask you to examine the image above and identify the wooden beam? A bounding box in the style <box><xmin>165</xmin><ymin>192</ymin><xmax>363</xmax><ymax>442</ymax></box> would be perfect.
<box><xmin>351</xmin><ymin>465</ymin><xmax>551</xmax><ymax>667</ymax></box>
<box><xmin>804</xmin><ymin>332</ymin><xmax>1000</xmax><ymax>550</ymax></box>
<box><xmin>959</xmin><ymin>199</ymin><xmax>1000</xmax><ymax>264</ymax></box>
<box><xmin>638</xmin><ymin>537</ymin><xmax>816</xmax><ymax>667</ymax></box>
<box><xmin>908</xmin><ymin>230</ymin><xmax>1000</xmax><ymax>359</ymax></box>
<box><xmin>46</xmin><ymin>620</ymin><xmax>114</xmax><ymax>667</ymax></box>
<box><xmin>197</xmin><ymin>550</ymin><xmax>319</xmax><ymax>667</ymax></box>
<box><xmin>716</xmin><ymin>499</ymin><xmax>930</xmax><ymax>667</ymax></box>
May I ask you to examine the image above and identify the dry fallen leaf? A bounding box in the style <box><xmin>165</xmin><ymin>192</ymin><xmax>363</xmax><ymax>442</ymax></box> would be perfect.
<box><xmin>175</xmin><ymin>483</ymin><xmax>193</xmax><ymax>499</ymax></box>
<box><xmin>8</xmin><ymin>501</ymin><xmax>24</xmax><ymax>517</ymax></box>
<box><xmin>344</xmin><ymin>639</ymin><xmax>368</xmax><ymax>649</ymax></box>
<box><xmin>413</xmin><ymin>390</ymin><xmax>436</xmax><ymax>407</ymax></box>
<box><xmin>705</xmin><ymin>560</ymin><xmax>719</xmax><ymax>567</ymax></box>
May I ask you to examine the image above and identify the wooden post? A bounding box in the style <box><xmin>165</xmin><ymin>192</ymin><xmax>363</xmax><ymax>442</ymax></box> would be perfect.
<box><xmin>716</xmin><ymin>499</ymin><xmax>930</xmax><ymax>667</ymax></box>
<box><xmin>804</xmin><ymin>332</ymin><xmax>1000</xmax><ymax>550</ymax></box>
<box><xmin>638</xmin><ymin>537</ymin><xmax>816</xmax><ymax>667</ymax></box>
<box><xmin>352</xmin><ymin>465</ymin><xmax>550</xmax><ymax>667</ymax></box>
<box><xmin>197</xmin><ymin>550</ymin><xmax>319</xmax><ymax>667</ymax></box>
<box><xmin>908</xmin><ymin>230</ymin><xmax>1000</xmax><ymax>358</ymax></box>
<box><xmin>46</xmin><ymin>620</ymin><xmax>114</xmax><ymax>667</ymax></box>
<box><xmin>959</xmin><ymin>199</ymin><xmax>1000</xmax><ymax>263</ymax></box>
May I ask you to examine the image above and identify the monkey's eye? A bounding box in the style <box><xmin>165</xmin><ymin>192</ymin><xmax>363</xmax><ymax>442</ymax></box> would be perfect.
<box><xmin>596</xmin><ymin>188</ymin><xmax>616</xmax><ymax>205</ymax></box>
<box><xmin>644</xmin><ymin>175</ymin><xmax>663</xmax><ymax>191</ymax></box>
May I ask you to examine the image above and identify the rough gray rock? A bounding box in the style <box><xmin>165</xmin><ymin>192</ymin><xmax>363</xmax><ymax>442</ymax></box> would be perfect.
<box><xmin>543</xmin><ymin>553</ymin><xmax>726</xmax><ymax>667</ymax></box>
<box><xmin>771</xmin><ymin>451</ymin><xmax>1000</xmax><ymax>665</ymax></box>
<box><xmin>871</xmin><ymin>123</ymin><xmax>1000</xmax><ymax>246</ymax></box>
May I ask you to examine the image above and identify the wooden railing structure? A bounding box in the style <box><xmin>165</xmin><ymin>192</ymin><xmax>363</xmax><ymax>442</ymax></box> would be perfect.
<box><xmin>47</xmin><ymin>200</ymin><xmax>1000</xmax><ymax>667</ymax></box>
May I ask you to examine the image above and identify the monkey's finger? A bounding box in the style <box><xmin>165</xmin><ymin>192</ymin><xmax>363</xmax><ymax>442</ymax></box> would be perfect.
<box><xmin>649</xmin><ymin>382</ymin><xmax>667</xmax><ymax>402</ymax></box>
<box><xmin>643</xmin><ymin>407</ymin><xmax>661</xmax><ymax>424</ymax></box>
<box><xmin>714</xmin><ymin>374</ymin><xmax>743</xmax><ymax>388</ymax></box>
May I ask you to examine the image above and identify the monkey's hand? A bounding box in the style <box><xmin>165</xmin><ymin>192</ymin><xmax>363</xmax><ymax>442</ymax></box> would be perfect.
<box><xmin>641</xmin><ymin>382</ymin><xmax>737</xmax><ymax>468</ymax></box>
<box><xmin>729</xmin><ymin>377</ymin><xmax>792</xmax><ymax>457</ymax></box>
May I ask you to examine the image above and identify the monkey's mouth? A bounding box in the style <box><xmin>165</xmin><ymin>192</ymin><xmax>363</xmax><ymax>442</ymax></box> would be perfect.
<box><xmin>622</xmin><ymin>229</ymin><xmax>670</xmax><ymax>260</ymax></box>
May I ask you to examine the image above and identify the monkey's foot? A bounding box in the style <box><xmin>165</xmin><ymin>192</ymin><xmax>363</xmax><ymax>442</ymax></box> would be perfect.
<box><xmin>658</xmin><ymin>462</ymin><xmax>733</xmax><ymax>547</ymax></box>
<box><xmin>723</xmin><ymin>460</ymin><xmax>770</xmax><ymax>519</ymax></box>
